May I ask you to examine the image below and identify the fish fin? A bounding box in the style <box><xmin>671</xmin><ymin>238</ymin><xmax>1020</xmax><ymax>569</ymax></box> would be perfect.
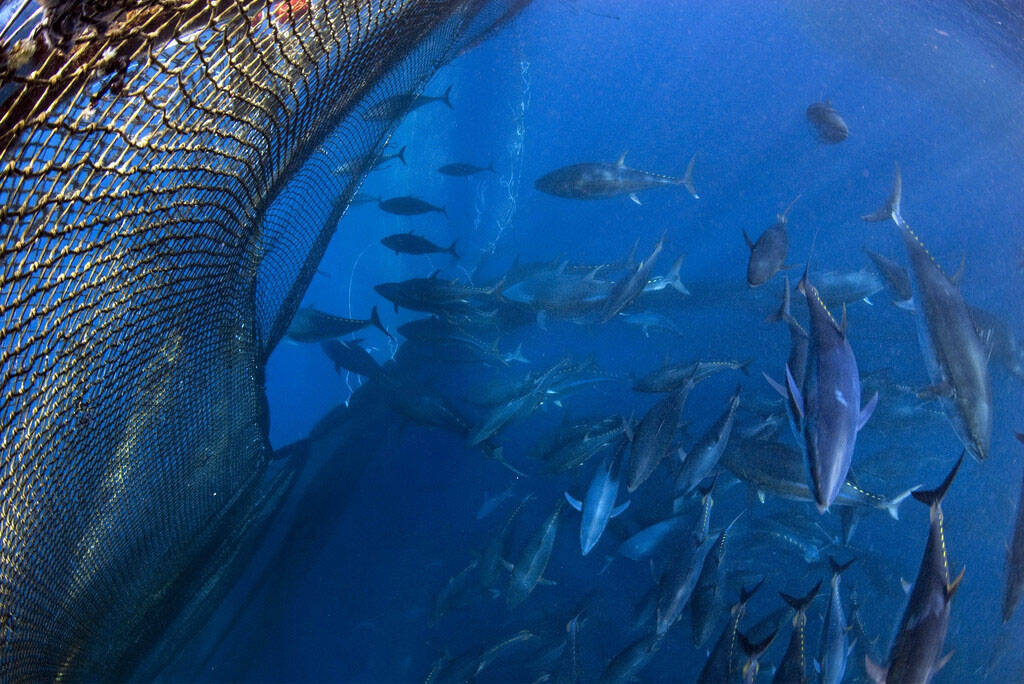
<box><xmin>757</xmin><ymin>489</ymin><xmax>766</xmax><ymax>504</ymax></box>
<box><xmin>813</xmin><ymin>659</ymin><xmax>821</xmax><ymax>674</ymax></box>
<box><xmin>392</xmin><ymin>301</ymin><xmax>399</xmax><ymax>314</ymax></box>
<box><xmin>488</xmin><ymin>588</ymin><xmax>501</xmax><ymax>599</ymax></box>
<box><xmin>629</xmin><ymin>192</ymin><xmax>642</xmax><ymax>206</ymax></box>
<box><xmin>762</xmin><ymin>371</ymin><xmax>788</xmax><ymax>400</ymax></box>
<box><xmin>864</xmin><ymin>656</ymin><xmax>887</xmax><ymax>684</ymax></box>
<box><xmin>840</xmin><ymin>303</ymin><xmax>848</xmax><ymax>335</ymax></box>
<box><xmin>895</xmin><ymin>297</ymin><xmax>915</xmax><ymax>311</ymax></box>
<box><xmin>501</xmin><ymin>559</ymin><xmax>515</xmax><ymax>572</ymax></box>
<box><xmin>935</xmin><ymin>650</ymin><xmax>955</xmax><ymax>672</ymax></box>
<box><xmin>611</xmin><ymin>500</ymin><xmax>631</xmax><ymax>518</ymax></box>
<box><xmin>785</xmin><ymin>365</ymin><xmax>805</xmax><ymax>419</ymax></box>
<box><xmin>621</xmin><ymin>416</ymin><xmax>634</xmax><ymax>442</ymax></box>
<box><xmin>828</xmin><ymin>555</ymin><xmax>855</xmax><ymax>575</ymax></box>
<box><xmin>741</xmin><ymin>577</ymin><xmax>765</xmax><ymax>603</ymax></box>
<box><xmin>536</xmin><ymin>310</ymin><xmax>548</xmax><ymax>331</ymax></box>
<box><xmin>862</xmin><ymin>162</ymin><xmax>903</xmax><ymax>225</ymax></box>
<box><xmin>429</xmin><ymin>269</ymin><xmax>440</xmax><ymax>279</ymax></box>
<box><xmin>847</xmin><ymin>638</ymin><xmax>857</xmax><ymax>655</ymax></box>
<box><xmin>862</xmin><ymin>296</ymin><xmax>873</xmax><ymax>305</ymax></box>
<box><xmin>537</xmin><ymin>577</ymin><xmax>557</xmax><ymax>586</ymax></box>
<box><xmin>947</xmin><ymin>566</ymin><xmax>965</xmax><ymax>599</ymax></box>
<box><xmin>664</xmin><ymin>253</ymin><xmax>689</xmax><ymax>295</ymax></box>
<box><xmin>1017</xmin><ymin>433</ymin><xmax>1024</xmax><ymax>446</ymax></box>
<box><xmin>616</xmin><ymin>150</ymin><xmax>628</xmax><ymax>167</ymax></box>
<box><xmin>912</xmin><ymin>451</ymin><xmax>964</xmax><ymax>507</ymax></box>
<box><xmin>742</xmin><ymin>229</ymin><xmax>754</xmax><ymax>250</ymax></box>
<box><xmin>950</xmin><ymin>252</ymin><xmax>966</xmax><ymax>286</ymax></box>
<box><xmin>765</xmin><ymin>276</ymin><xmax>791</xmax><ymax>323</ymax></box>
<box><xmin>369</xmin><ymin>305</ymin><xmax>393</xmax><ymax>340</ymax></box>
<box><xmin>396</xmin><ymin>145</ymin><xmax>407</xmax><ymax>165</ymax></box>
<box><xmin>682</xmin><ymin>152</ymin><xmax>699</xmax><ymax>199</ymax></box>
<box><xmin>440</xmin><ymin>205</ymin><xmax>448</xmax><ymax>218</ymax></box>
<box><xmin>779</xmin><ymin>579</ymin><xmax>822</xmax><ymax>612</ymax></box>
<box><xmin>900</xmin><ymin>577</ymin><xmax>912</xmax><ymax>595</ymax></box>
<box><xmin>564</xmin><ymin>491</ymin><xmax>583</xmax><ymax>512</ymax></box>
<box><xmin>448</xmin><ymin>240</ymin><xmax>459</xmax><ymax>259</ymax></box>
<box><xmin>441</xmin><ymin>84</ymin><xmax>454</xmax><ymax>109</ymax></box>
<box><xmin>779</xmin><ymin>193</ymin><xmax>801</xmax><ymax>222</ymax></box>
<box><xmin>857</xmin><ymin>392</ymin><xmax>878</xmax><ymax>431</ymax></box>
<box><xmin>881</xmin><ymin>485</ymin><xmax>920</xmax><ymax>520</ymax></box>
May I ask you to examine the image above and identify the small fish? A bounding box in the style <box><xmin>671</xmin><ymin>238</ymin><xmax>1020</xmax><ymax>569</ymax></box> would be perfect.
<box><xmin>286</xmin><ymin>305</ymin><xmax>391</xmax><ymax>342</ymax></box>
<box><xmin>363</xmin><ymin>84</ymin><xmax>453</xmax><ymax>122</ymax></box>
<box><xmin>439</xmin><ymin>161</ymin><xmax>495</xmax><ymax>176</ymax></box>
<box><xmin>743</xmin><ymin>195</ymin><xmax>799</xmax><ymax>288</ymax></box>
<box><xmin>806</xmin><ymin>101</ymin><xmax>849</xmax><ymax>143</ymax></box>
<box><xmin>535</xmin><ymin>151</ymin><xmax>698</xmax><ymax>203</ymax></box>
<box><xmin>378</xmin><ymin>195</ymin><xmax>447</xmax><ymax>217</ymax></box>
<box><xmin>381</xmin><ymin>231</ymin><xmax>458</xmax><ymax>258</ymax></box>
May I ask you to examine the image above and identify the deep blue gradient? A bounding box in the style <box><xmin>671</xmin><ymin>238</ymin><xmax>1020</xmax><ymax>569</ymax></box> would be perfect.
<box><xmin>209</xmin><ymin>1</ymin><xmax>1024</xmax><ymax>681</ymax></box>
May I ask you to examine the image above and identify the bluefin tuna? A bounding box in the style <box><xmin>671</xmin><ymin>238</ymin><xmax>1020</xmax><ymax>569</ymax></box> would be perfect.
<box><xmin>818</xmin><ymin>557</ymin><xmax>855</xmax><ymax>684</ymax></box>
<box><xmin>506</xmin><ymin>500</ymin><xmax>564</xmax><ymax>608</ymax></box>
<box><xmin>627</xmin><ymin>371</ymin><xmax>695</xmax><ymax>492</ymax></box>
<box><xmin>806</xmin><ymin>101</ymin><xmax>849</xmax><ymax>143</ymax></box>
<box><xmin>737</xmin><ymin>629</ymin><xmax>778</xmax><ymax>684</ymax></box>
<box><xmin>772</xmin><ymin>580</ymin><xmax>822</xmax><ymax>684</ymax></box>
<box><xmin>698</xmin><ymin>579</ymin><xmax>765</xmax><ymax>684</ymax></box>
<box><xmin>863</xmin><ymin>163</ymin><xmax>991</xmax><ymax>460</ymax></box>
<box><xmin>743</xmin><ymin>195</ymin><xmax>799</xmax><ymax>287</ymax></box>
<box><xmin>788</xmin><ymin>262</ymin><xmax>878</xmax><ymax>512</ymax></box>
<box><xmin>675</xmin><ymin>385</ymin><xmax>742</xmax><ymax>496</ymax></box>
<box><xmin>286</xmin><ymin>305</ymin><xmax>391</xmax><ymax>342</ymax></box>
<box><xmin>535</xmin><ymin>151</ymin><xmax>698</xmax><ymax>203</ymax></box>
<box><xmin>378</xmin><ymin>195</ymin><xmax>447</xmax><ymax>217</ymax></box>
<box><xmin>381</xmin><ymin>231</ymin><xmax>458</xmax><ymax>258</ymax></box>
<box><xmin>565</xmin><ymin>421</ymin><xmax>632</xmax><ymax>555</ymax></box>
<box><xmin>865</xmin><ymin>454</ymin><xmax>964</xmax><ymax>684</ymax></box>
<box><xmin>438</xmin><ymin>161</ymin><xmax>495</xmax><ymax>176</ymax></box>
<box><xmin>363</xmin><ymin>84</ymin><xmax>453</xmax><ymax>121</ymax></box>
<box><xmin>600</xmin><ymin>231</ymin><xmax>666</xmax><ymax>324</ymax></box>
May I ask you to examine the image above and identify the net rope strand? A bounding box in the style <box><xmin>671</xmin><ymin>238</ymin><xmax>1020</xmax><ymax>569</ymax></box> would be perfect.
<box><xmin>0</xmin><ymin>0</ymin><xmax>530</xmax><ymax>679</ymax></box>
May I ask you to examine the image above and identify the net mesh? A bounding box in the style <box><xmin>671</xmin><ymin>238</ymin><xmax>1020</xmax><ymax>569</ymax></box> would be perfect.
<box><xmin>0</xmin><ymin>0</ymin><xmax>527</xmax><ymax>679</ymax></box>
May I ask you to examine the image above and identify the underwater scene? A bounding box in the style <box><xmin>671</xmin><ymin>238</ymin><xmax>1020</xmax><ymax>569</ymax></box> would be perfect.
<box><xmin>244</xmin><ymin>3</ymin><xmax>1024</xmax><ymax>682</ymax></box>
<box><xmin>1</xmin><ymin>0</ymin><xmax>1023</xmax><ymax>682</ymax></box>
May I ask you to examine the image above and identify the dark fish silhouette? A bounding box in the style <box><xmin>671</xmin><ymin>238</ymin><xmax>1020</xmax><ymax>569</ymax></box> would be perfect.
<box><xmin>319</xmin><ymin>339</ymin><xmax>381</xmax><ymax>377</ymax></box>
<box><xmin>772</xmin><ymin>580</ymin><xmax>822</xmax><ymax>684</ymax></box>
<box><xmin>628</xmin><ymin>373</ymin><xmax>695</xmax><ymax>492</ymax></box>
<box><xmin>438</xmin><ymin>161</ymin><xmax>495</xmax><ymax>176</ymax></box>
<box><xmin>675</xmin><ymin>385</ymin><xmax>742</xmax><ymax>496</ymax></box>
<box><xmin>375</xmin><ymin>272</ymin><xmax>495</xmax><ymax>314</ymax></box>
<box><xmin>806</xmin><ymin>101</ymin><xmax>849</xmax><ymax>143</ymax></box>
<box><xmin>865</xmin><ymin>248</ymin><xmax>914</xmax><ymax>309</ymax></box>
<box><xmin>381</xmin><ymin>231</ymin><xmax>458</xmax><ymax>258</ymax></box>
<box><xmin>698</xmin><ymin>580</ymin><xmax>764</xmax><ymax>684</ymax></box>
<box><xmin>865</xmin><ymin>454</ymin><xmax>964</xmax><ymax>684</ymax></box>
<box><xmin>634</xmin><ymin>358</ymin><xmax>750</xmax><ymax>393</ymax></box>
<box><xmin>378</xmin><ymin>195</ymin><xmax>447</xmax><ymax>216</ymax></box>
<box><xmin>1003</xmin><ymin>433</ymin><xmax>1024</xmax><ymax>622</ymax></box>
<box><xmin>362</xmin><ymin>84</ymin><xmax>453</xmax><ymax>121</ymax></box>
<box><xmin>819</xmin><ymin>557</ymin><xmax>855</xmax><ymax>684</ymax></box>
<box><xmin>286</xmin><ymin>305</ymin><xmax>391</xmax><ymax>342</ymax></box>
<box><xmin>334</xmin><ymin>145</ymin><xmax>406</xmax><ymax>174</ymax></box>
<box><xmin>743</xmin><ymin>195</ymin><xmax>799</xmax><ymax>287</ymax></box>
<box><xmin>864</xmin><ymin>163</ymin><xmax>991</xmax><ymax>460</ymax></box>
<box><xmin>765</xmin><ymin>277</ymin><xmax>809</xmax><ymax>441</ymax></box>
<box><xmin>738</xmin><ymin>629</ymin><xmax>778</xmax><ymax>684</ymax></box>
<box><xmin>600</xmin><ymin>231</ymin><xmax>666</xmax><ymax>323</ymax></box>
<box><xmin>535</xmin><ymin>151</ymin><xmax>698</xmax><ymax>203</ymax></box>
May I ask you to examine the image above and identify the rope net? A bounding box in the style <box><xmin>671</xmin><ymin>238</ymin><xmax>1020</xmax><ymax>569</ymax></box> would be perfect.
<box><xmin>0</xmin><ymin>0</ymin><xmax>527</xmax><ymax>678</ymax></box>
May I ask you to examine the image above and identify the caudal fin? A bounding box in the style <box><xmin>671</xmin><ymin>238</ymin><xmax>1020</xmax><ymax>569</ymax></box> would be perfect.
<box><xmin>441</xmin><ymin>84</ymin><xmax>454</xmax><ymax>109</ymax></box>
<box><xmin>738</xmin><ymin>629</ymin><xmax>777</xmax><ymax>657</ymax></box>
<box><xmin>740</xmin><ymin>577</ymin><xmax>765</xmax><ymax>604</ymax></box>
<box><xmin>828</xmin><ymin>556</ymin><xmax>855</xmax><ymax>576</ymax></box>
<box><xmin>664</xmin><ymin>253</ymin><xmax>689</xmax><ymax>295</ymax></box>
<box><xmin>912</xmin><ymin>451</ymin><xmax>964</xmax><ymax>508</ymax></box>
<box><xmin>681</xmin><ymin>152</ymin><xmax>699</xmax><ymax>199</ymax></box>
<box><xmin>862</xmin><ymin>162</ymin><xmax>903</xmax><ymax>225</ymax></box>
<box><xmin>369</xmin><ymin>305</ymin><xmax>393</xmax><ymax>340</ymax></box>
<box><xmin>880</xmin><ymin>485</ymin><xmax>921</xmax><ymax>520</ymax></box>
<box><xmin>780</xmin><ymin>579</ymin><xmax>822</xmax><ymax>613</ymax></box>
<box><xmin>765</xmin><ymin>276</ymin><xmax>792</xmax><ymax>323</ymax></box>
<box><xmin>396</xmin><ymin>145</ymin><xmax>407</xmax><ymax>166</ymax></box>
<box><xmin>448</xmin><ymin>240</ymin><xmax>459</xmax><ymax>260</ymax></box>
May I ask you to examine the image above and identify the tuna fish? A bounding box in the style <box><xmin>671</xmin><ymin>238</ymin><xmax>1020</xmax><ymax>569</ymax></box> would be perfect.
<box><xmin>865</xmin><ymin>248</ymin><xmax>914</xmax><ymax>309</ymax></box>
<box><xmin>634</xmin><ymin>358</ymin><xmax>750</xmax><ymax>393</ymax></box>
<box><xmin>564</xmin><ymin>422</ymin><xmax>632</xmax><ymax>555</ymax></box>
<box><xmin>627</xmin><ymin>371</ymin><xmax>696</xmax><ymax>492</ymax></box>
<box><xmin>378</xmin><ymin>195</ymin><xmax>446</xmax><ymax>216</ymax></box>
<box><xmin>381</xmin><ymin>231</ymin><xmax>458</xmax><ymax>258</ymax></box>
<box><xmin>865</xmin><ymin>453</ymin><xmax>964</xmax><ymax>684</ymax></box>
<box><xmin>772</xmin><ymin>580</ymin><xmax>822</xmax><ymax>684</ymax></box>
<box><xmin>655</xmin><ymin>530</ymin><xmax>718</xmax><ymax>635</ymax></box>
<box><xmin>599</xmin><ymin>632</ymin><xmax>665</xmax><ymax>683</ymax></box>
<box><xmin>506</xmin><ymin>500</ymin><xmax>564</xmax><ymax>608</ymax></box>
<box><xmin>1003</xmin><ymin>433</ymin><xmax>1024</xmax><ymax>622</ymax></box>
<box><xmin>817</xmin><ymin>557</ymin><xmax>855</xmax><ymax>684</ymax></box>
<box><xmin>698</xmin><ymin>579</ymin><xmax>765</xmax><ymax>684</ymax></box>
<box><xmin>363</xmin><ymin>84</ymin><xmax>453</xmax><ymax>121</ymax></box>
<box><xmin>600</xmin><ymin>231</ymin><xmax>666</xmax><ymax>324</ymax></box>
<box><xmin>438</xmin><ymin>161</ymin><xmax>495</xmax><ymax>176</ymax></box>
<box><xmin>675</xmin><ymin>386</ymin><xmax>742</xmax><ymax>496</ymax></box>
<box><xmin>744</xmin><ymin>195</ymin><xmax>799</xmax><ymax>287</ymax></box>
<box><xmin>738</xmin><ymin>629</ymin><xmax>778</xmax><ymax>684</ymax></box>
<box><xmin>788</xmin><ymin>262</ymin><xmax>878</xmax><ymax>512</ymax></box>
<box><xmin>535</xmin><ymin>151</ymin><xmax>698</xmax><ymax>203</ymax></box>
<box><xmin>319</xmin><ymin>338</ymin><xmax>381</xmax><ymax>377</ymax></box>
<box><xmin>690</xmin><ymin>511</ymin><xmax>732</xmax><ymax>649</ymax></box>
<box><xmin>806</xmin><ymin>101</ymin><xmax>849</xmax><ymax>143</ymax></box>
<box><xmin>286</xmin><ymin>305</ymin><xmax>391</xmax><ymax>342</ymax></box>
<box><xmin>863</xmin><ymin>163</ymin><xmax>992</xmax><ymax>460</ymax></box>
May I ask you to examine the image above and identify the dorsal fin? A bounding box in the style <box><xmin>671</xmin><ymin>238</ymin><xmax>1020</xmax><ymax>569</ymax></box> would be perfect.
<box><xmin>778</xmin><ymin>193</ymin><xmax>801</xmax><ymax>223</ymax></box>
<box><xmin>616</xmin><ymin>151</ymin><xmax>628</xmax><ymax>168</ymax></box>
<box><xmin>950</xmin><ymin>252</ymin><xmax>966</xmax><ymax>286</ymax></box>
<box><xmin>840</xmin><ymin>303</ymin><xmax>848</xmax><ymax>336</ymax></box>
<box><xmin>429</xmin><ymin>269</ymin><xmax>440</xmax><ymax>279</ymax></box>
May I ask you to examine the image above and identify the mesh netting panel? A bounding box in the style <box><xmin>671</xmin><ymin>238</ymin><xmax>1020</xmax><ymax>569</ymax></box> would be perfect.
<box><xmin>0</xmin><ymin>0</ymin><xmax>527</xmax><ymax>679</ymax></box>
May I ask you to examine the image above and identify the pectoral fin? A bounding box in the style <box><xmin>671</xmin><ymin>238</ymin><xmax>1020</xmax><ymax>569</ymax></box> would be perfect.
<box><xmin>857</xmin><ymin>392</ymin><xmax>879</xmax><ymax>431</ymax></box>
<box><xmin>629</xmin><ymin>193</ymin><xmax>642</xmax><ymax>206</ymax></box>
<box><xmin>785</xmin><ymin>365</ymin><xmax>805</xmax><ymax>419</ymax></box>
<box><xmin>611</xmin><ymin>500</ymin><xmax>631</xmax><ymax>518</ymax></box>
<box><xmin>564</xmin><ymin>491</ymin><xmax>583</xmax><ymax>512</ymax></box>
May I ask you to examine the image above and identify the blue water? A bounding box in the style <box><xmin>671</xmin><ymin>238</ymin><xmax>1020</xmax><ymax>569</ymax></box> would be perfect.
<box><xmin>197</xmin><ymin>1</ymin><xmax>1024</xmax><ymax>681</ymax></box>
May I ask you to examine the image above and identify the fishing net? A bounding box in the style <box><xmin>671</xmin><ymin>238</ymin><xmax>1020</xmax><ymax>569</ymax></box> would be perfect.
<box><xmin>0</xmin><ymin>0</ymin><xmax>528</xmax><ymax>679</ymax></box>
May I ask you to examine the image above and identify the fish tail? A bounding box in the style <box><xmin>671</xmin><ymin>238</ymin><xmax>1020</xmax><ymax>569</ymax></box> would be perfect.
<box><xmin>765</xmin><ymin>276</ymin><xmax>792</xmax><ymax>323</ymax></box>
<box><xmin>779</xmin><ymin>579</ymin><xmax>822</xmax><ymax>612</ymax></box>
<box><xmin>1016</xmin><ymin>433</ymin><xmax>1024</xmax><ymax>446</ymax></box>
<box><xmin>912</xmin><ymin>451</ymin><xmax>965</xmax><ymax>508</ymax></box>
<box><xmin>396</xmin><ymin>145</ymin><xmax>407</xmax><ymax>166</ymax></box>
<box><xmin>448</xmin><ymin>240</ymin><xmax>459</xmax><ymax>260</ymax></box>
<box><xmin>440</xmin><ymin>205</ymin><xmax>448</xmax><ymax>218</ymax></box>
<box><xmin>369</xmin><ymin>305</ymin><xmax>393</xmax><ymax>340</ymax></box>
<box><xmin>681</xmin><ymin>152</ymin><xmax>699</xmax><ymax>199</ymax></box>
<box><xmin>665</xmin><ymin>253</ymin><xmax>689</xmax><ymax>295</ymax></box>
<box><xmin>861</xmin><ymin>162</ymin><xmax>903</xmax><ymax>225</ymax></box>
<box><xmin>738</xmin><ymin>629</ymin><xmax>776</xmax><ymax>656</ymax></box>
<box><xmin>740</xmin><ymin>577</ymin><xmax>765</xmax><ymax>604</ymax></box>
<box><xmin>488</xmin><ymin>160</ymin><xmax>496</xmax><ymax>173</ymax></box>
<box><xmin>441</xmin><ymin>84</ymin><xmax>454</xmax><ymax>109</ymax></box>
<box><xmin>828</xmin><ymin>556</ymin><xmax>855</xmax><ymax>576</ymax></box>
